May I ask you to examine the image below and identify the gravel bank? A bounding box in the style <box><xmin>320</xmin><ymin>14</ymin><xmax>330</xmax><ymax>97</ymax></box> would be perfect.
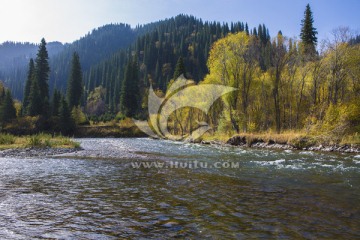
<box><xmin>0</xmin><ymin>147</ymin><xmax>83</xmax><ymax>158</ymax></box>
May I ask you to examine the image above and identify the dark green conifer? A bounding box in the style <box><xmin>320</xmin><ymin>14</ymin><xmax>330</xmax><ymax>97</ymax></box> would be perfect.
<box><xmin>120</xmin><ymin>58</ymin><xmax>139</xmax><ymax>117</ymax></box>
<box><xmin>300</xmin><ymin>4</ymin><xmax>318</xmax><ymax>57</ymax></box>
<box><xmin>67</xmin><ymin>52</ymin><xmax>83</xmax><ymax>109</ymax></box>
<box><xmin>27</xmin><ymin>78</ymin><xmax>42</xmax><ymax>116</ymax></box>
<box><xmin>59</xmin><ymin>96</ymin><xmax>75</xmax><ymax>135</ymax></box>
<box><xmin>51</xmin><ymin>89</ymin><xmax>61</xmax><ymax>116</ymax></box>
<box><xmin>23</xmin><ymin>59</ymin><xmax>35</xmax><ymax>114</ymax></box>
<box><xmin>173</xmin><ymin>56</ymin><xmax>186</xmax><ymax>79</ymax></box>
<box><xmin>35</xmin><ymin>38</ymin><xmax>50</xmax><ymax>114</ymax></box>
<box><xmin>0</xmin><ymin>89</ymin><xmax>17</xmax><ymax>123</ymax></box>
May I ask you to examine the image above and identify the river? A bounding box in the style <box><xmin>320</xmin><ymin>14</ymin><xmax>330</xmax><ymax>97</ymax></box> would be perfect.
<box><xmin>0</xmin><ymin>138</ymin><xmax>359</xmax><ymax>239</ymax></box>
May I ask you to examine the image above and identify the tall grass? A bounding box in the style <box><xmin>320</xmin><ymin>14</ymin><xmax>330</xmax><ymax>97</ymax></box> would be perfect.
<box><xmin>26</xmin><ymin>133</ymin><xmax>80</xmax><ymax>148</ymax></box>
<box><xmin>0</xmin><ymin>133</ymin><xmax>16</xmax><ymax>144</ymax></box>
<box><xmin>27</xmin><ymin>135</ymin><xmax>43</xmax><ymax>147</ymax></box>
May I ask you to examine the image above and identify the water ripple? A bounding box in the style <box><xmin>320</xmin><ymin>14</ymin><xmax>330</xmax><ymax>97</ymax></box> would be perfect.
<box><xmin>0</xmin><ymin>138</ymin><xmax>359</xmax><ymax>239</ymax></box>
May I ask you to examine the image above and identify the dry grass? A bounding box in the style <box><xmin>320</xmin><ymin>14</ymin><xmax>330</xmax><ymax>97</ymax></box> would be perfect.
<box><xmin>203</xmin><ymin>129</ymin><xmax>360</xmax><ymax>148</ymax></box>
<box><xmin>202</xmin><ymin>131</ymin><xmax>305</xmax><ymax>144</ymax></box>
<box><xmin>119</xmin><ymin>118</ymin><xmax>137</xmax><ymax>128</ymax></box>
<box><xmin>340</xmin><ymin>133</ymin><xmax>360</xmax><ymax>145</ymax></box>
<box><xmin>245</xmin><ymin>131</ymin><xmax>305</xmax><ymax>145</ymax></box>
<box><xmin>202</xmin><ymin>131</ymin><xmax>234</xmax><ymax>142</ymax></box>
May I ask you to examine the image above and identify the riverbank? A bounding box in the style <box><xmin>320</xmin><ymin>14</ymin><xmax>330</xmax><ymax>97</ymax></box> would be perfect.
<box><xmin>1</xmin><ymin>130</ymin><xmax>359</xmax><ymax>158</ymax></box>
<box><xmin>200</xmin><ymin>133</ymin><xmax>360</xmax><ymax>153</ymax></box>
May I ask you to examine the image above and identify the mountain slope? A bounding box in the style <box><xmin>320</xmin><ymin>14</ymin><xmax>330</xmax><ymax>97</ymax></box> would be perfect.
<box><xmin>2</xmin><ymin>23</ymin><xmax>138</xmax><ymax>99</ymax></box>
<box><xmin>0</xmin><ymin>41</ymin><xmax>64</xmax><ymax>71</ymax></box>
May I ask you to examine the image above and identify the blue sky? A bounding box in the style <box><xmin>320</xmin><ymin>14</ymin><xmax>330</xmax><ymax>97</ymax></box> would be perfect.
<box><xmin>0</xmin><ymin>0</ymin><xmax>359</xmax><ymax>43</ymax></box>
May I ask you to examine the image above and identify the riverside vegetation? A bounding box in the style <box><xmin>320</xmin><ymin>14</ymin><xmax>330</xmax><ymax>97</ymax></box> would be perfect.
<box><xmin>0</xmin><ymin>4</ymin><xmax>359</xmax><ymax>151</ymax></box>
<box><xmin>0</xmin><ymin>133</ymin><xmax>79</xmax><ymax>150</ymax></box>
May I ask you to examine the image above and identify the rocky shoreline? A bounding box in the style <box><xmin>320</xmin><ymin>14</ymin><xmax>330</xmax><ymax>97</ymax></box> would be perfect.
<box><xmin>0</xmin><ymin>147</ymin><xmax>83</xmax><ymax>158</ymax></box>
<box><xmin>200</xmin><ymin>135</ymin><xmax>360</xmax><ymax>153</ymax></box>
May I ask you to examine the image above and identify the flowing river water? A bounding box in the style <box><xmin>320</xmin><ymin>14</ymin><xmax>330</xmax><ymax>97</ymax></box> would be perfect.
<box><xmin>0</xmin><ymin>138</ymin><xmax>359</xmax><ymax>239</ymax></box>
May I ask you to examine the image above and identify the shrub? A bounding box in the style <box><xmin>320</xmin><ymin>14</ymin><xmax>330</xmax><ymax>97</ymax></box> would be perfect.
<box><xmin>2</xmin><ymin>116</ymin><xmax>40</xmax><ymax>135</ymax></box>
<box><xmin>71</xmin><ymin>106</ymin><xmax>89</xmax><ymax>125</ymax></box>
<box><xmin>115</xmin><ymin>112</ymin><xmax>126</xmax><ymax>121</ymax></box>
<box><xmin>289</xmin><ymin>136</ymin><xmax>317</xmax><ymax>149</ymax></box>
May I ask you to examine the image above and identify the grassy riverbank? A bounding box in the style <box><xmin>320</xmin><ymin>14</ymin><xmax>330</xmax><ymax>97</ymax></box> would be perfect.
<box><xmin>0</xmin><ymin>133</ymin><xmax>80</xmax><ymax>150</ymax></box>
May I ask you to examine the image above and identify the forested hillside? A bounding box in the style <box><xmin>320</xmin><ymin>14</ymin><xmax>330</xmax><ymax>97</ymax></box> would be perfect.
<box><xmin>82</xmin><ymin>14</ymin><xmax>268</xmax><ymax>116</ymax></box>
<box><xmin>49</xmin><ymin>23</ymin><xmax>137</xmax><ymax>93</ymax></box>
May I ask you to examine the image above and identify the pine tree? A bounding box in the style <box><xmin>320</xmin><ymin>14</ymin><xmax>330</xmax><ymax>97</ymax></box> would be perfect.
<box><xmin>253</xmin><ymin>27</ymin><xmax>257</xmax><ymax>36</ymax></box>
<box><xmin>0</xmin><ymin>82</ymin><xmax>5</xmax><ymax>103</ymax></box>
<box><xmin>23</xmin><ymin>59</ymin><xmax>35</xmax><ymax>114</ymax></box>
<box><xmin>51</xmin><ymin>89</ymin><xmax>61</xmax><ymax>116</ymax></box>
<box><xmin>173</xmin><ymin>56</ymin><xmax>186</xmax><ymax>79</ymax></box>
<box><xmin>245</xmin><ymin>23</ymin><xmax>249</xmax><ymax>35</ymax></box>
<box><xmin>300</xmin><ymin>4</ymin><xmax>318</xmax><ymax>57</ymax></box>
<box><xmin>67</xmin><ymin>52</ymin><xmax>83</xmax><ymax>109</ymax></box>
<box><xmin>27</xmin><ymin>78</ymin><xmax>42</xmax><ymax>116</ymax></box>
<box><xmin>35</xmin><ymin>38</ymin><xmax>50</xmax><ymax>114</ymax></box>
<box><xmin>59</xmin><ymin>96</ymin><xmax>75</xmax><ymax>135</ymax></box>
<box><xmin>120</xmin><ymin>59</ymin><xmax>139</xmax><ymax>117</ymax></box>
<box><xmin>0</xmin><ymin>89</ymin><xmax>17</xmax><ymax>123</ymax></box>
<box><xmin>0</xmin><ymin>83</ymin><xmax>5</xmax><ymax>106</ymax></box>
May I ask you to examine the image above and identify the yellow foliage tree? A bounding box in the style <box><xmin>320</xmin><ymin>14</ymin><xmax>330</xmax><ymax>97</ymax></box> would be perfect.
<box><xmin>205</xmin><ymin>32</ymin><xmax>260</xmax><ymax>133</ymax></box>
